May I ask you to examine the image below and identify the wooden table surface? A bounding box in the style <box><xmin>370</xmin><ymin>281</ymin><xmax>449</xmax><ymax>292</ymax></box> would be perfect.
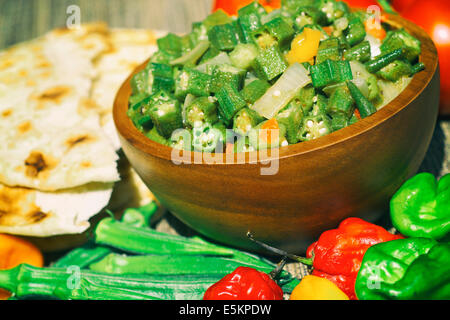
<box><xmin>1</xmin><ymin>0</ymin><xmax>449</xmax><ymax>279</ymax></box>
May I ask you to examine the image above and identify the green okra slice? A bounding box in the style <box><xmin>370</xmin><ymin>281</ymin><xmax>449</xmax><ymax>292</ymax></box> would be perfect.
<box><xmin>174</xmin><ymin>67</ymin><xmax>211</xmax><ymax>100</ymax></box>
<box><xmin>326</xmin><ymin>86</ymin><xmax>355</xmax><ymax>118</ymax></box>
<box><xmin>293</xmin><ymin>6</ymin><xmax>327</xmax><ymax>30</ymax></box>
<box><xmin>344</xmin><ymin>16</ymin><xmax>366</xmax><ymax>47</ymax></box>
<box><xmin>316</xmin><ymin>37</ymin><xmax>341</xmax><ymax>64</ymax></box>
<box><xmin>240</xmin><ymin>79</ymin><xmax>271</xmax><ymax>105</ymax></box>
<box><xmin>262</xmin><ymin>17</ymin><xmax>295</xmax><ymax>50</ymax></box>
<box><xmin>364</xmin><ymin>48</ymin><xmax>404</xmax><ymax>73</ymax></box>
<box><xmin>376</xmin><ymin>59</ymin><xmax>413</xmax><ymax>82</ymax></box>
<box><xmin>156</xmin><ymin>33</ymin><xmax>183</xmax><ymax>58</ymax></box>
<box><xmin>248</xmin><ymin>120</ymin><xmax>288</xmax><ymax>150</ymax></box>
<box><xmin>380</xmin><ymin>29</ymin><xmax>421</xmax><ymax>62</ymax></box>
<box><xmin>298</xmin><ymin>113</ymin><xmax>332</xmax><ymax>142</ymax></box>
<box><xmin>330</xmin><ymin>113</ymin><xmax>350</xmax><ymax>131</ymax></box>
<box><xmin>192</xmin><ymin>123</ymin><xmax>223</xmax><ymax>152</ymax></box>
<box><xmin>203</xmin><ymin>9</ymin><xmax>233</xmax><ymax>31</ymax></box>
<box><xmin>185</xmin><ymin>96</ymin><xmax>219</xmax><ymax>127</ymax></box>
<box><xmin>209</xmin><ymin>64</ymin><xmax>247</xmax><ymax>93</ymax></box>
<box><xmin>147</xmin><ymin>90</ymin><xmax>183</xmax><ymax>138</ymax></box>
<box><xmin>237</xmin><ymin>1</ymin><xmax>267</xmax><ymax>18</ymax></box>
<box><xmin>346</xmin><ymin>80</ymin><xmax>377</xmax><ymax>118</ymax></box>
<box><xmin>275</xmin><ymin>99</ymin><xmax>304</xmax><ymax>144</ymax></box>
<box><xmin>310</xmin><ymin>59</ymin><xmax>353</xmax><ymax>88</ymax></box>
<box><xmin>145</xmin><ymin>126</ymin><xmax>170</xmax><ymax>145</ymax></box>
<box><xmin>343</xmin><ymin>40</ymin><xmax>371</xmax><ymax>62</ymax></box>
<box><xmin>295</xmin><ymin>85</ymin><xmax>316</xmax><ymax>114</ymax></box>
<box><xmin>229</xmin><ymin>43</ymin><xmax>259</xmax><ymax>70</ymax></box>
<box><xmin>252</xmin><ymin>45</ymin><xmax>288</xmax><ymax>81</ymax></box>
<box><xmin>233</xmin><ymin>107</ymin><xmax>265</xmax><ymax>136</ymax></box>
<box><xmin>207</xmin><ymin>22</ymin><xmax>241</xmax><ymax>51</ymax></box>
<box><xmin>216</xmin><ymin>83</ymin><xmax>247</xmax><ymax>124</ymax></box>
<box><xmin>237</xmin><ymin>13</ymin><xmax>263</xmax><ymax>44</ymax></box>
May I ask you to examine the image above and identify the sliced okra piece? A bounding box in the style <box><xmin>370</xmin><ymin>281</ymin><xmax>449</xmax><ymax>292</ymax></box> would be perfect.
<box><xmin>174</xmin><ymin>67</ymin><xmax>211</xmax><ymax>100</ymax></box>
<box><xmin>376</xmin><ymin>59</ymin><xmax>413</xmax><ymax>82</ymax></box>
<box><xmin>233</xmin><ymin>107</ymin><xmax>265</xmax><ymax>136</ymax></box>
<box><xmin>275</xmin><ymin>100</ymin><xmax>304</xmax><ymax>144</ymax></box>
<box><xmin>380</xmin><ymin>29</ymin><xmax>421</xmax><ymax>62</ymax></box>
<box><xmin>170</xmin><ymin>127</ymin><xmax>193</xmax><ymax>151</ymax></box>
<box><xmin>185</xmin><ymin>96</ymin><xmax>219</xmax><ymax>128</ymax></box>
<box><xmin>203</xmin><ymin>9</ymin><xmax>233</xmax><ymax>31</ymax></box>
<box><xmin>293</xmin><ymin>6</ymin><xmax>327</xmax><ymax>30</ymax></box>
<box><xmin>294</xmin><ymin>85</ymin><xmax>316</xmax><ymax>115</ymax></box>
<box><xmin>156</xmin><ymin>33</ymin><xmax>183</xmax><ymax>58</ymax></box>
<box><xmin>343</xmin><ymin>40</ymin><xmax>371</xmax><ymax>62</ymax></box>
<box><xmin>252</xmin><ymin>45</ymin><xmax>288</xmax><ymax>81</ymax></box>
<box><xmin>316</xmin><ymin>37</ymin><xmax>341</xmax><ymax>64</ymax></box>
<box><xmin>297</xmin><ymin>113</ymin><xmax>332</xmax><ymax>142</ymax></box>
<box><xmin>237</xmin><ymin>1</ymin><xmax>267</xmax><ymax>18</ymax></box>
<box><xmin>145</xmin><ymin>126</ymin><xmax>169</xmax><ymax>146</ymax></box>
<box><xmin>318</xmin><ymin>0</ymin><xmax>350</xmax><ymax>24</ymax></box>
<box><xmin>147</xmin><ymin>91</ymin><xmax>183</xmax><ymax>138</ymax></box>
<box><xmin>344</xmin><ymin>16</ymin><xmax>366</xmax><ymax>47</ymax></box>
<box><xmin>309</xmin><ymin>94</ymin><xmax>329</xmax><ymax>117</ymax></box>
<box><xmin>310</xmin><ymin>59</ymin><xmax>353</xmax><ymax>88</ymax></box>
<box><xmin>216</xmin><ymin>83</ymin><xmax>247</xmax><ymax>125</ymax></box>
<box><xmin>192</xmin><ymin>123</ymin><xmax>223</xmax><ymax>153</ymax></box>
<box><xmin>364</xmin><ymin>48</ymin><xmax>404</xmax><ymax>73</ymax></box>
<box><xmin>262</xmin><ymin>17</ymin><xmax>295</xmax><ymax>50</ymax></box>
<box><xmin>248</xmin><ymin>120</ymin><xmax>288</xmax><ymax>150</ymax></box>
<box><xmin>346</xmin><ymin>80</ymin><xmax>377</xmax><ymax>118</ymax></box>
<box><xmin>147</xmin><ymin>62</ymin><xmax>175</xmax><ymax>93</ymax></box>
<box><xmin>237</xmin><ymin>13</ymin><xmax>263</xmax><ymax>44</ymax></box>
<box><xmin>330</xmin><ymin>113</ymin><xmax>349</xmax><ymax>132</ymax></box>
<box><xmin>198</xmin><ymin>46</ymin><xmax>221</xmax><ymax>64</ymax></box>
<box><xmin>207</xmin><ymin>22</ymin><xmax>241</xmax><ymax>51</ymax></box>
<box><xmin>229</xmin><ymin>43</ymin><xmax>259</xmax><ymax>70</ymax></box>
<box><xmin>131</xmin><ymin>69</ymin><xmax>151</xmax><ymax>96</ymax></box>
<box><xmin>240</xmin><ymin>79</ymin><xmax>271</xmax><ymax>105</ymax></box>
<box><xmin>327</xmin><ymin>86</ymin><xmax>355</xmax><ymax>118</ymax></box>
<box><xmin>150</xmin><ymin>50</ymin><xmax>178</xmax><ymax>64</ymax></box>
<box><xmin>209</xmin><ymin>64</ymin><xmax>247</xmax><ymax>93</ymax></box>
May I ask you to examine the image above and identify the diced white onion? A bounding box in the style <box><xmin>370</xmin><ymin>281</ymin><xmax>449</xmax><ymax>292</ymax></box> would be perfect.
<box><xmin>250</xmin><ymin>63</ymin><xmax>311</xmax><ymax>119</ymax></box>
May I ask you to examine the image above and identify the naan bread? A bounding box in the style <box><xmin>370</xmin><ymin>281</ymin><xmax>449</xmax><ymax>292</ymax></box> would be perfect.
<box><xmin>0</xmin><ymin>182</ymin><xmax>113</xmax><ymax>236</ymax></box>
<box><xmin>91</xmin><ymin>29</ymin><xmax>164</xmax><ymax>149</ymax></box>
<box><xmin>0</xmin><ymin>23</ymin><xmax>119</xmax><ymax>191</ymax></box>
<box><xmin>0</xmin><ymin>24</ymin><xmax>158</xmax><ymax>240</ymax></box>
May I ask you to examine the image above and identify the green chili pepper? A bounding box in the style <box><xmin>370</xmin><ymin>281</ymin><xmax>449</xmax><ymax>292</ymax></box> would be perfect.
<box><xmin>355</xmin><ymin>238</ymin><xmax>450</xmax><ymax>300</ymax></box>
<box><xmin>390</xmin><ymin>173</ymin><xmax>450</xmax><ymax>241</ymax></box>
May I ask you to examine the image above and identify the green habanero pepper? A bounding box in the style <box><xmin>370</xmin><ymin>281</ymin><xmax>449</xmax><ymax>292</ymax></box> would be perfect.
<box><xmin>390</xmin><ymin>173</ymin><xmax>450</xmax><ymax>241</ymax></box>
<box><xmin>355</xmin><ymin>238</ymin><xmax>450</xmax><ymax>300</ymax></box>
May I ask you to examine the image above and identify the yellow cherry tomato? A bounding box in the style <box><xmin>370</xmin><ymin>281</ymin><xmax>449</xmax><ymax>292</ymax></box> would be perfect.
<box><xmin>286</xmin><ymin>28</ymin><xmax>322</xmax><ymax>65</ymax></box>
<box><xmin>289</xmin><ymin>275</ymin><xmax>350</xmax><ymax>300</ymax></box>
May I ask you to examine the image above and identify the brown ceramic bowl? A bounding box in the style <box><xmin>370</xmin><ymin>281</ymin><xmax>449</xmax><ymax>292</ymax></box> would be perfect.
<box><xmin>113</xmin><ymin>14</ymin><xmax>439</xmax><ymax>253</ymax></box>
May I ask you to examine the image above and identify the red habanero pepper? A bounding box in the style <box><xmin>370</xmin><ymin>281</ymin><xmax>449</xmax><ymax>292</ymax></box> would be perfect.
<box><xmin>203</xmin><ymin>266</ymin><xmax>284</xmax><ymax>300</ymax></box>
<box><xmin>305</xmin><ymin>217</ymin><xmax>403</xmax><ymax>300</ymax></box>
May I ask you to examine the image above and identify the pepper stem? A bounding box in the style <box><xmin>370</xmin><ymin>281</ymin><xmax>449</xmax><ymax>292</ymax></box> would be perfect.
<box><xmin>247</xmin><ymin>232</ymin><xmax>314</xmax><ymax>266</ymax></box>
<box><xmin>268</xmin><ymin>256</ymin><xmax>287</xmax><ymax>280</ymax></box>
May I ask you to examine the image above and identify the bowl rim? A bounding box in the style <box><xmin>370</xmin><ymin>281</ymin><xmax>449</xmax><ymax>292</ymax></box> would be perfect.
<box><xmin>113</xmin><ymin>13</ymin><xmax>439</xmax><ymax>165</ymax></box>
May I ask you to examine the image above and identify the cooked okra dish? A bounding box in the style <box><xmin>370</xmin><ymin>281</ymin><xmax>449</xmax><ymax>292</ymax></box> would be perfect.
<box><xmin>127</xmin><ymin>0</ymin><xmax>425</xmax><ymax>153</ymax></box>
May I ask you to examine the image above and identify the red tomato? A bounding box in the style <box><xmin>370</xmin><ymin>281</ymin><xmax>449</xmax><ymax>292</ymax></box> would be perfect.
<box><xmin>213</xmin><ymin>0</ymin><xmax>281</xmax><ymax>16</ymax></box>
<box><xmin>391</xmin><ymin>0</ymin><xmax>417</xmax><ymax>13</ymax></box>
<box><xmin>341</xmin><ymin>0</ymin><xmax>379</xmax><ymax>8</ymax></box>
<box><xmin>400</xmin><ymin>0</ymin><xmax>450</xmax><ymax>115</ymax></box>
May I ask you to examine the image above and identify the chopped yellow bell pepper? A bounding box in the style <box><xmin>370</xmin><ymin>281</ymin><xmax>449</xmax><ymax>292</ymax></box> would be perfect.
<box><xmin>289</xmin><ymin>275</ymin><xmax>350</xmax><ymax>300</ymax></box>
<box><xmin>285</xmin><ymin>28</ymin><xmax>322</xmax><ymax>65</ymax></box>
